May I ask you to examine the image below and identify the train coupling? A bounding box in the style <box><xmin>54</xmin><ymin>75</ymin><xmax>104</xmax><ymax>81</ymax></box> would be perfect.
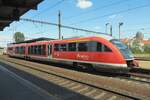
<box><xmin>127</xmin><ymin>60</ymin><xmax>139</xmax><ymax>68</ymax></box>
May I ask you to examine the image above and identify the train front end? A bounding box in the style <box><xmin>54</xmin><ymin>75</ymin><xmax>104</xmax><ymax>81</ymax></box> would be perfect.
<box><xmin>110</xmin><ymin>39</ymin><xmax>139</xmax><ymax>68</ymax></box>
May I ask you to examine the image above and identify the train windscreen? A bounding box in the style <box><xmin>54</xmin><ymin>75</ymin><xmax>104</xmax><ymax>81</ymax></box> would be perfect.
<box><xmin>110</xmin><ymin>40</ymin><xmax>127</xmax><ymax>49</ymax></box>
<box><xmin>110</xmin><ymin>39</ymin><xmax>134</xmax><ymax>60</ymax></box>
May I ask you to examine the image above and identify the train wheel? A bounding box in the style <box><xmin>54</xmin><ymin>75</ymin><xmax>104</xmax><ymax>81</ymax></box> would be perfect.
<box><xmin>26</xmin><ymin>56</ymin><xmax>30</xmax><ymax>61</ymax></box>
<box><xmin>73</xmin><ymin>62</ymin><xmax>78</xmax><ymax>67</ymax></box>
<box><xmin>86</xmin><ymin>64</ymin><xmax>95</xmax><ymax>71</ymax></box>
<box><xmin>73</xmin><ymin>62</ymin><xmax>82</xmax><ymax>70</ymax></box>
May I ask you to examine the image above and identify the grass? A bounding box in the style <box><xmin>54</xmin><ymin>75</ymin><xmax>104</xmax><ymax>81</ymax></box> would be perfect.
<box><xmin>134</xmin><ymin>54</ymin><xmax>150</xmax><ymax>58</ymax></box>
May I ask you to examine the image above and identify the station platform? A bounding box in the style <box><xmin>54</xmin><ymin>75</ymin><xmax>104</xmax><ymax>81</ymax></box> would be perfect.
<box><xmin>0</xmin><ymin>65</ymin><xmax>55</xmax><ymax>100</ymax></box>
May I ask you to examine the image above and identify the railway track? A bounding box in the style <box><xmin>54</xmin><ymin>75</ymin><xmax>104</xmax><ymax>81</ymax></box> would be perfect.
<box><xmin>135</xmin><ymin>57</ymin><xmax>150</xmax><ymax>61</ymax></box>
<box><xmin>116</xmin><ymin>68</ymin><xmax>150</xmax><ymax>85</ymax></box>
<box><xmin>124</xmin><ymin>65</ymin><xmax>150</xmax><ymax>85</ymax></box>
<box><xmin>0</xmin><ymin>56</ymin><xmax>150</xmax><ymax>99</ymax></box>
<box><xmin>116</xmin><ymin>73</ymin><xmax>150</xmax><ymax>89</ymax></box>
<box><xmin>0</xmin><ymin>58</ymin><xmax>137</xmax><ymax>100</ymax></box>
<box><xmin>130</xmin><ymin>67</ymin><xmax>150</xmax><ymax>75</ymax></box>
<box><xmin>129</xmin><ymin>72</ymin><xmax>150</xmax><ymax>83</ymax></box>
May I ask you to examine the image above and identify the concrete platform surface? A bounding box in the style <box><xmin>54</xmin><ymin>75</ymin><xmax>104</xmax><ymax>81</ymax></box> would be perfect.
<box><xmin>0</xmin><ymin>65</ymin><xmax>55</xmax><ymax>100</ymax></box>
<box><xmin>138</xmin><ymin>60</ymin><xmax>150</xmax><ymax>69</ymax></box>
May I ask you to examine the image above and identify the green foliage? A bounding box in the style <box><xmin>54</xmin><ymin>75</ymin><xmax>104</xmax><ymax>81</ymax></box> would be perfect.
<box><xmin>144</xmin><ymin>44</ymin><xmax>150</xmax><ymax>53</ymax></box>
<box><xmin>130</xmin><ymin>44</ymin><xmax>150</xmax><ymax>54</ymax></box>
<box><xmin>0</xmin><ymin>47</ymin><xmax>4</xmax><ymax>49</ymax></box>
<box><xmin>13</xmin><ymin>32</ymin><xmax>25</xmax><ymax>43</ymax></box>
<box><xmin>130</xmin><ymin>47</ymin><xmax>142</xmax><ymax>54</ymax></box>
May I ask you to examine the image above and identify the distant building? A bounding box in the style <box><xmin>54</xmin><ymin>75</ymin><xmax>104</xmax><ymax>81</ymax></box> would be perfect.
<box><xmin>121</xmin><ymin>38</ymin><xmax>129</xmax><ymax>44</ymax></box>
<box><xmin>121</xmin><ymin>39</ymin><xmax>150</xmax><ymax>45</ymax></box>
<box><xmin>143</xmin><ymin>40</ymin><xmax>150</xmax><ymax>45</ymax></box>
<box><xmin>121</xmin><ymin>32</ymin><xmax>150</xmax><ymax>53</ymax></box>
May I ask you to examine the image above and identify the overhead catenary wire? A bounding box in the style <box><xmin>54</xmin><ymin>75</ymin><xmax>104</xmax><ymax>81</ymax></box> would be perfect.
<box><xmin>123</xmin><ymin>27</ymin><xmax>150</xmax><ymax>32</ymax></box>
<box><xmin>20</xmin><ymin>18</ymin><xmax>108</xmax><ymax>35</ymax></box>
<box><xmin>64</xmin><ymin>0</ymin><xmax>130</xmax><ymax>20</ymax></box>
<box><xmin>16</xmin><ymin>0</ymin><xmax>65</xmax><ymax>33</ymax></box>
<box><xmin>70</xmin><ymin>3</ymin><xmax>150</xmax><ymax>25</ymax></box>
<box><xmin>30</xmin><ymin>0</ymin><xmax>65</xmax><ymax>18</ymax></box>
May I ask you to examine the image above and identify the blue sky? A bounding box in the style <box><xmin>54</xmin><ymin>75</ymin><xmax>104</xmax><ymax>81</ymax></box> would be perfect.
<box><xmin>0</xmin><ymin>0</ymin><xmax>150</xmax><ymax>47</ymax></box>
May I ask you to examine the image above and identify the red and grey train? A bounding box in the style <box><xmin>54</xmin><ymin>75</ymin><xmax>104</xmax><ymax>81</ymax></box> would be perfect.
<box><xmin>7</xmin><ymin>35</ymin><xmax>139</xmax><ymax>72</ymax></box>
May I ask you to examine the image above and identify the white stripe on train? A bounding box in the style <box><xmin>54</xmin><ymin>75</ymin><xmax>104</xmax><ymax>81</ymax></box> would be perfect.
<box><xmin>11</xmin><ymin>54</ymin><xmax>127</xmax><ymax>68</ymax></box>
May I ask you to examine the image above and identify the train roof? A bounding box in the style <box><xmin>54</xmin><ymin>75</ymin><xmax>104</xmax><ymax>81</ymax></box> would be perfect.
<box><xmin>8</xmin><ymin>34</ymin><xmax>115</xmax><ymax>47</ymax></box>
<box><xmin>0</xmin><ymin>0</ymin><xmax>43</xmax><ymax>31</ymax></box>
<box><xmin>63</xmin><ymin>34</ymin><xmax>113</xmax><ymax>41</ymax></box>
<box><xmin>93</xmin><ymin>34</ymin><xmax>113</xmax><ymax>40</ymax></box>
<box><xmin>9</xmin><ymin>37</ymin><xmax>55</xmax><ymax>45</ymax></box>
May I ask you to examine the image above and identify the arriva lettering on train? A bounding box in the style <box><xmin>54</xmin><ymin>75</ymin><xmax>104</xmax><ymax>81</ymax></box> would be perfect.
<box><xmin>54</xmin><ymin>52</ymin><xmax>59</xmax><ymax>57</ymax></box>
<box><xmin>77</xmin><ymin>54</ymin><xmax>89</xmax><ymax>60</ymax></box>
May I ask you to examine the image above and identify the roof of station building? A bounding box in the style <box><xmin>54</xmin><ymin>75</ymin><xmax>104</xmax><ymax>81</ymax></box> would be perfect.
<box><xmin>0</xmin><ymin>0</ymin><xmax>43</xmax><ymax>31</ymax></box>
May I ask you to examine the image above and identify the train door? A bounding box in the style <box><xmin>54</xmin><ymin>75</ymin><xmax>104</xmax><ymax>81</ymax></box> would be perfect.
<box><xmin>48</xmin><ymin>44</ymin><xmax>52</xmax><ymax>59</ymax></box>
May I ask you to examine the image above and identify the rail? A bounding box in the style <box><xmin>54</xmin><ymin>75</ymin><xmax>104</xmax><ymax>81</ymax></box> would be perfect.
<box><xmin>130</xmin><ymin>67</ymin><xmax>150</xmax><ymax>75</ymax></box>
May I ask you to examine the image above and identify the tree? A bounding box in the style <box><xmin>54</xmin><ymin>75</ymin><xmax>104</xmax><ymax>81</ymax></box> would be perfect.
<box><xmin>13</xmin><ymin>32</ymin><xmax>25</xmax><ymax>43</ymax></box>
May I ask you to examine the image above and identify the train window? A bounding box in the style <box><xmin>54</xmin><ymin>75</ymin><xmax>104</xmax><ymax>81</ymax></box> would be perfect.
<box><xmin>35</xmin><ymin>46</ymin><xmax>38</xmax><ymax>55</ymax></box>
<box><xmin>54</xmin><ymin>44</ymin><xmax>60</xmax><ymax>51</ymax></box>
<box><xmin>104</xmin><ymin>45</ymin><xmax>112</xmax><ymax>52</ymax></box>
<box><xmin>97</xmin><ymin>42</ymin><xmax>102</xmax><ymax>52</ymax></box>
<box><xmin>20</xmin><ymin>46</ymin><xmax>25</xmax><ymax>54</ymax></box>
<box><xmin>68</xmin><ymin>42</ymin><xmax>76</xmax><ymax>51</ymax></box>
<box><xmin>87</xmin><ymin>41</ymin><xmax>95</xmax><ymax>52</ymax></box>
<box><xmin>41</xmin><ymin>45</ymin><xmax>46</xmax><ymax>55</ymax></box>
<box><xmin>28</xmin><ymin>47</ymin><xmax>30</xmax><ymax>54</ymax></box>
<box><xmin>20</xmin><ymin>47</ymin><xmax>22</xmax><ymax>54</ymax></box>
<box><xmin>48</xmin><ymin>44</ymin><xmax>52</xmax><ymax>55</ymax></box>
<box><xmin>15</xmin><ymin>47</ymin><xmax>17</xmax><ymax>53</ymax></box>
<box><xmin>24</xmin><ymin>47</ymin><xmax>25</xmax><ymax>54</ymax></box>
<box><xmin>78</xmin><ymin>42</ymin><xmax>88</xmax><ymax>51</ymax></box>
<box><xmin>22</xmin><ymin>47</ymin><xmax>24</xmax><ymax>54</ymax></box>
<box><xmin>15</xmin><ymin>47</ymin><xmax>18</xmax><ymax>53</ymax></box>
<box><xmin>31</xmin><ymin>46</ymin><xmax>33</xmax><ymax>54</ymax></box>
<box><xmin>8</xmin><ymin>47</ymin><xmax>13</xmax><ymax>51</ymax></box>
<box><xmin>90</xmin><ymin>42</ymin><xmax>111</xmax><ymax>52</ymax></box>
<box><xmin>18</xmin><ymin>47</ymin><xmax>20</xmax><ymax>54</ymax></box>
<box><xmin>33</xmin><ymin>46</ymin><xmax>36</xmax><ymax>54</ymax></box>
<box><xmin>17</xmin><ymin>47</ymin><xmax>19</xmax><ymax>53</ymax></box>
<box><xmin>60</xmin><ymin>44</ymin><xmax>67</xmax><ymax>51</ymax></box>
<box><xmin>16</xmin><ymin>47</ymin><xmax>19</xmax><ymax>54</ymax></box>
<box><xmin>29</xmin><ymin>46</ymin><xmax>32</xmax><ymax>54</ymax></box>
<box><xmin>34</xmin><ymin>46</ymin><xmax>38</xmax><ymax>55</ymax></box>
<box><xmin>29</xmin><ymin>46</ymin><xmax>31</xmax><ymax>54</ymax></box>
<box><xmin>38</xmin><ymin>45</ymin><xmax>42</xmax><ymax>55</ymax></box>
<box><xmin>32</xmin><ymin>46</ymin><xmax>34</xmax><ymax>54</ymax></box>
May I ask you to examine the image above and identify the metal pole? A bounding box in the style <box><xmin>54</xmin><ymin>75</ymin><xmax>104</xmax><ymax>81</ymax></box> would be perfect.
<box><xmin>58</xmin><ymin>10</ymin><xmax>61</xmax><ymax>40</ymax></box>
<box><xmin>119</xmin><ymin>22</ymin><xmax>123</xmax><ymax>40</ymax></box>
<box><xmin>105</xmin><ymin>23</ymin><xmax>109</xmax><ymax>34</ymax></box>
<box><xmin>105</xmin><ymin>24</ymin><xmax>107</xmax><ymax>33</ymax></box>
<box><xmin>110</xmin><ymin>25</ymin><xmax>112</xmax><ymax>36</ymax></box>
<box><xmin>119</xmin><ymin>25</ymin><xmax>120</xmax><ymax>39</ymax></box>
